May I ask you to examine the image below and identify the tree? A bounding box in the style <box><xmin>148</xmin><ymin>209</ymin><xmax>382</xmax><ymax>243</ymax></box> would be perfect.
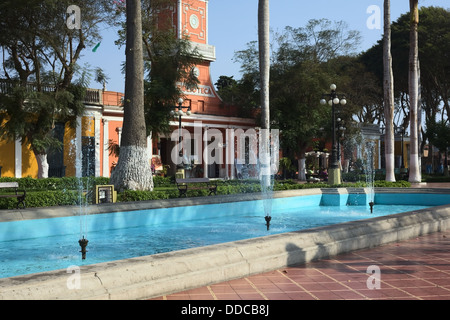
<box><xmin>234</xmin><ymin>19</ymin><xmax>362</xmax><ymax>181</ymax></box>
<box><xmin>408</xmin><ymin>0</ymin><xmax>421</xmax><ymax>183</ymax></box>
<box><xmin>258</xmin><ymin>0</ymin><xmax>270</xmax><ymax>132</ymax></box>
<box><xmin>361</xmin><ymin>6</ymin><xmax>450</xmax><ymax>177</ymax></box>
<box><xmin>426</xmin><ymin>120</ymin><xmax>450</xmax><ymax>176</ymax></box>
<box><xmin>258</xmin><ymin>0</ymin><xmax>271</xmax><ymax>188</ymax></box>
<box><xmin>110</xmin><ymin>0</ymin><xmax>153</xmax><ymax>191</ymax></box>
<box><xmin>113</xmin><ymin>0</ymin><xmax>201</xmax><ymax>139</ymax></box>
<box><xmin>384</xmin><ymin>0</ymin><xmax>396</xmax><ymax>182</ymax></box>
<box><xmin>0</xmin><ymin>0</ymin><xmax>112</xmax><ymax>178</ymax></box>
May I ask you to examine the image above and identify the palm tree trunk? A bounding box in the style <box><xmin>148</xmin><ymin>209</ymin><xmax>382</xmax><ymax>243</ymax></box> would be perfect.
<box><xmin>110</xmin><ymin>0</ymin><xmax>153</xmax><ymax>192</ymax></box>
<box><xmin>258</xmin><ymin>0</ymin><xmax>271</xmax><ymax>186</ymax></box>
<box><xmin>383</xmin><ymin>0</ymin><xmax>396</xmax><ymax>182</ymax></box>
<box><xmin>408</xmin><ymin>0</ymin><xmax>421</xmax><ymax>183</ymax></box>
<box><xmin>383</xmin><ymin>0</ymin><xmax>395</xmax><ymax>182</ymax></box>
<box><xmin>258</xmin><ymin>0</ymin><xmax>270</xmax><ymax>132</ymax></box>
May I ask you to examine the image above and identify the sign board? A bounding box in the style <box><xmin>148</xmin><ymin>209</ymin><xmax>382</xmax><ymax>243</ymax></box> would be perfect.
<box><xmin>95</xmin><ymin>185</ymin><xmax>116</xmax><ymax>204</ymax></box>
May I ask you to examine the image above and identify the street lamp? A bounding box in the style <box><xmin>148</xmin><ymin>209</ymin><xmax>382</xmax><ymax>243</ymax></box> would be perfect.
<box><xmin>320</xmin><ymin>84</ymin><xmax>347</xmax><ymax>184</ymax></box>
<box><xmin>170</xmin><ymin>98</ymin><xmax>191</xmax><ymax>169</ymax></box>
<box><xmin>336</xmin><ymin>118</ymin><xmax>346</xmax><ymax>165</ymax></box>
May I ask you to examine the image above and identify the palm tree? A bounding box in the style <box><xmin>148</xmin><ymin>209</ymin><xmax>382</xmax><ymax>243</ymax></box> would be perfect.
<box><xmin>383</xmin><ymin>0</ymin><xmax>396</xmax><ymax>182</ymax></box>
<box><xmin>258</xmin><ymin>0</ymin><xmax>271</xmax><ymax>188</ymax></box>
<box><xmin>258</xmin><ymin>0</ymin><xmax>270</xmax><ymax>132</ymax></box>
<box><xmin>110</xmin><ymin>0</ymin><xmax>153</xmax><ymax>191</ymax></box>
<box><xmin>408</xmin><ymin>0</ymin><xmax>421</xmax><ymax>183</ymax></box>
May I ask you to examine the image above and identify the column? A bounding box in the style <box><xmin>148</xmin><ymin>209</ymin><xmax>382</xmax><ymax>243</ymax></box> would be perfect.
<box><xmin>14</xmin><ymin>139</ymin><xmax>22</xmax><ymax>178</ymax></box>
<box><xmin>203</xmin><ymin>126</ymin><xmax>208</xmax><ymax>178</ymax></box>
<box><xmin>75</xmin><ymin>116</ymin><xmax>82</xmax><ymax>178</ymax></box>
<box><xmin>102</xmin><ymin>119</ymin><xmax>110</xmax><ymax>177</ymax></box>
<box><xmin>94</xmin><ymin>116</ymin><xmax>101</xmax><ymax>177</ymax></box>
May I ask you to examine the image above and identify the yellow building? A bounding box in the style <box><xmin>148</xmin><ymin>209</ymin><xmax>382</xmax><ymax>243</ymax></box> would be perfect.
<box><xmin>0</xmin><ymin>89</ymin><xmax>124</xmax><ymax>179</ymax></box>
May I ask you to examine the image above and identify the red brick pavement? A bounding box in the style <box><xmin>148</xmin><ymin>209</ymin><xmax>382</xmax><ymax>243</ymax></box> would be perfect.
<box><xmin>152</xmin><ymin>230</ymin><xmax>450</xmax><ymax>300</ymax></box>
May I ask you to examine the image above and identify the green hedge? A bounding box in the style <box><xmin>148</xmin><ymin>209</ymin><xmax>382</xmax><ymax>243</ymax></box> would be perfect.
<box><xmin>0</xmin><ymin>176</ymin><xmax>411</xmax><ymax>209</ymax></box>
<box><xmin>0</xmin><ymin>190</ymin><xmax>85</xmax><ymax>209</ymax></box>
<box><xmin>0</xmin><ymin>176</ymin><xmax>110</xmax><ymax>191</ymax></box>
<box><xmin>117</xmin><ymin>179</ymin><xmax>411</xmax><ymax>203</ymax></box>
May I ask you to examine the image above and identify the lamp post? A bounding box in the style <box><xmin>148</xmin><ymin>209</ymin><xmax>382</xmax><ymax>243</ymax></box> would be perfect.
<box><xmin>336</xmin><ymin>118</ymin><xmax>346</xmax><ymax>166</ymax></box>
<box><xmin>170</xmin><ymin>98</ymin><xmax>191</xmax><ymax>170</ymax></box>
<box><xmin>320</xmin><ymin>84</ymin><xmax>347</xmax><ymax>185</ymax></box>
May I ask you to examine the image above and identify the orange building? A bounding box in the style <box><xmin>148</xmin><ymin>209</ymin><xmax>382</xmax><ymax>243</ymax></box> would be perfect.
<box><xmin>0</xmin><ymin>0</ymin><xmax>257</xmax><ymax>180</ymax></box>
<box><xmin>154</xmin><ymin>0</ymin><xmax>256</xmax><ymax>178</ymax></box>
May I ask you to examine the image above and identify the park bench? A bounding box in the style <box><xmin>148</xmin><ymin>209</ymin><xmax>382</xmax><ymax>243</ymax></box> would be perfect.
<box><xmin>175</xmin><ymin>178</ymin><xmax>217</xmax><ymax>197</ymax></box>
<box><xmin>0</xmin><ymin>182</ymin><xmax>26</xmax><ymax>209</ymax></box>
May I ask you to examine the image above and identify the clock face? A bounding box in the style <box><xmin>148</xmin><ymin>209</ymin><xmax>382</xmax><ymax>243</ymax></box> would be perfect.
<box><xmin>189</xmin><ymin>14</ymin><xmax>199</xmax><ymax>29</ymax></box>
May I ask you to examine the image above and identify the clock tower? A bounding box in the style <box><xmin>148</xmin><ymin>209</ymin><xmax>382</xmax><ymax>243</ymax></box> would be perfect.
<box><xmin>157</xmin><ymin>0</ymin><xmax>221</xmax><ymax>114</ymax></box>
<box><xmin>155</xmin><ymin>0</ymin><xmax>256</xmax><ymax>179</ymax></box>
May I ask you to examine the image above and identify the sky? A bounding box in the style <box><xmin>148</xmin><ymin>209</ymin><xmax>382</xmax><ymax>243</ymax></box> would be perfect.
<box><xmin>80</xmin><ymin>0</ymin><xmax>447</xmax><ymax>93</ymax></box>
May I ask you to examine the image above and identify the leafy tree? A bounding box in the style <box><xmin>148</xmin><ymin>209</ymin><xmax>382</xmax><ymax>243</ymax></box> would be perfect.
<box><xmin>360</xmin><ymin>6</ymin><xmax>450</xmax><ymax>148</ymax></box>
<box><xmin>216</xmin><ymin>73</ymin><xmax>260</xmax><ymax>119</ymax></box>
<box><xmin>113</xmin><ymin>0</ymin><xmax>201</xmax><ymax>138</ymax></box>
<box><xmin>234</xmin><ymin>19</ymin><xmax>362</xmax><ymax>180</ymax></box>
<box><xmin>426</xmin><ymin>120</ymin><xmax>450</xmax><ymax>176</ymax></box>
<box><xmin>0</xmin><ymin>0</ymin><xmax>113</xmax><ymax>178</ymax></box>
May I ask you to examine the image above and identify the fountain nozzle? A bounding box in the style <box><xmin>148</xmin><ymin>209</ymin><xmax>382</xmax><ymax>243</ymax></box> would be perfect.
<box><xmin>369</xmin><ymin>201</ymin><xmax>374</xmax><ymax>214</ymax></box>
<box><xmin>265</xmin><ymin>215</ymin><xmax>272</xmax><ymax>231</ymax></box>
<box><xmin>79</xmin><ymin>236</ymin><xmax>89</xmax><ymax>260</ymax></box>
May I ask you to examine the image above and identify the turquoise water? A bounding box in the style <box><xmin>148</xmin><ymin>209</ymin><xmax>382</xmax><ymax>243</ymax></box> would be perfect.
<box><xmin>0</xmin><ymin>193</ymin><xmax>447</xmax><ymax>279</ymax></box>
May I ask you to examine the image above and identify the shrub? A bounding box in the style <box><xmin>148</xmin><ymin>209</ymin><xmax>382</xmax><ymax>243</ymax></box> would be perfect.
<box><xmin>0</xmin><ymin>190</ymin><xmax>81</xmax><ymax>209</ymax></box>
<box><xmin>0</xmin><ymin>176</ymin><xmax>412</xmax><ymax>209</ymax></box>
<box><xmin>0</xmin><ymin>176</ymin><xmax>110</xmax><ymax>191</ymax></box>
<box><xmin>153</xmin><ymin>175</ymin><xmax>175</xmax><ymax>187</ymax></box>
<box><xmin>118</xmin><ymin>189</ymin><xmax>178</xmax><ymax>202</ymax></box>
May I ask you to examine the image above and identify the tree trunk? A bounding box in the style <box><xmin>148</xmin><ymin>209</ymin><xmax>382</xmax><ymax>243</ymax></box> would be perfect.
<box><xmin>110</xmin><ymin>0</ymin><xmax>153</xmax><ymax>192</ymax></box>
<box><xmin>258</xmin><ymin>0</ymin><xmax>271</xmax><ymax>188</ymax></box>
<box><xmin>408</xmin><ymin>0</ymin><xmax>421</xmax><ymax>183</ymax></box>
<box><xmin>383</xmin><ymin>0</ymin><xmax>396</xmax><ymax>182</ymax></box>
<box><xmin>258</xmin><ymin>0</ymin><xmax>270</xmax><ymax>132</ymax></box>
<box><xmin>298</xmin><ymin>158</ymin><xmax>306</xmax><ymax>181</ymax></box>
<box><xmin>35</xmin><ymin>153</ymin><xmax>49</xmax><ymax>179</ymax></box>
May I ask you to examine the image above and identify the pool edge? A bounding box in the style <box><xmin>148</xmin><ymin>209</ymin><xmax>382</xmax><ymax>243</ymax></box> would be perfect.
<box><xmin>1</xmin><ymin>200</ymin><xmax>450</xmax><ymax>300</ymax></box>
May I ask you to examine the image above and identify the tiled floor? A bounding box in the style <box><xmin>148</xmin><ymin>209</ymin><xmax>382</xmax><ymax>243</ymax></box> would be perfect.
<box><xmin>152</xmin><ymin>230</ymin><xmax>450</xmax><ymax>300</ymax></box>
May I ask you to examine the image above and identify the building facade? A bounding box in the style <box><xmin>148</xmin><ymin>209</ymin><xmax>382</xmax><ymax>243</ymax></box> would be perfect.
<box><xmin>0</xmin><ymin>0</ymin><xmax>256</xmax><ymax>180</ymax></box>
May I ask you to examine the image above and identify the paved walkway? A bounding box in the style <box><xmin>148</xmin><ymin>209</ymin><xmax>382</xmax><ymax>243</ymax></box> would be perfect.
<box><xmin>152</xmin><ymin>230</ymin><xmax>450</xmax><ymax>300</ymax></box>
<box><xmin>152</xmin><ymin>182</ymin><xmax>450</xmax><ymax>300</ymax></box>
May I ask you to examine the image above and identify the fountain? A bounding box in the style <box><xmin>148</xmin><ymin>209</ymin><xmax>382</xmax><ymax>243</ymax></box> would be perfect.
<box><xmin>363</xmin><ymin>140</ymin><xmax>376</xmax><ymax>213</ymax></box>
<box><xmin>78</xmin><ymin>236</ymin><xmax>89</xmax><ymax>260</ymax></box>
<box><xmin>71</xmin><ymin>116</ymin><xmax>95</xmax><ymax>260</ymax></box>
<box><xmin>258</xmin><ymin>129</ymin><xmax>279</xmax><ymax>230</ymax></box>
<box><xmin>2</xmin><ymin>184</ymin><xmax>450</xmax><ymax>300</ymax></box>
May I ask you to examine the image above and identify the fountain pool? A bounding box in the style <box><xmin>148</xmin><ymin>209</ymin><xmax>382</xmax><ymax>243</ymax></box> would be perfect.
<box><xmin>1</xmin><ymin>188</ymin><xmax>450</xmax><ymax>299</ymax></box>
